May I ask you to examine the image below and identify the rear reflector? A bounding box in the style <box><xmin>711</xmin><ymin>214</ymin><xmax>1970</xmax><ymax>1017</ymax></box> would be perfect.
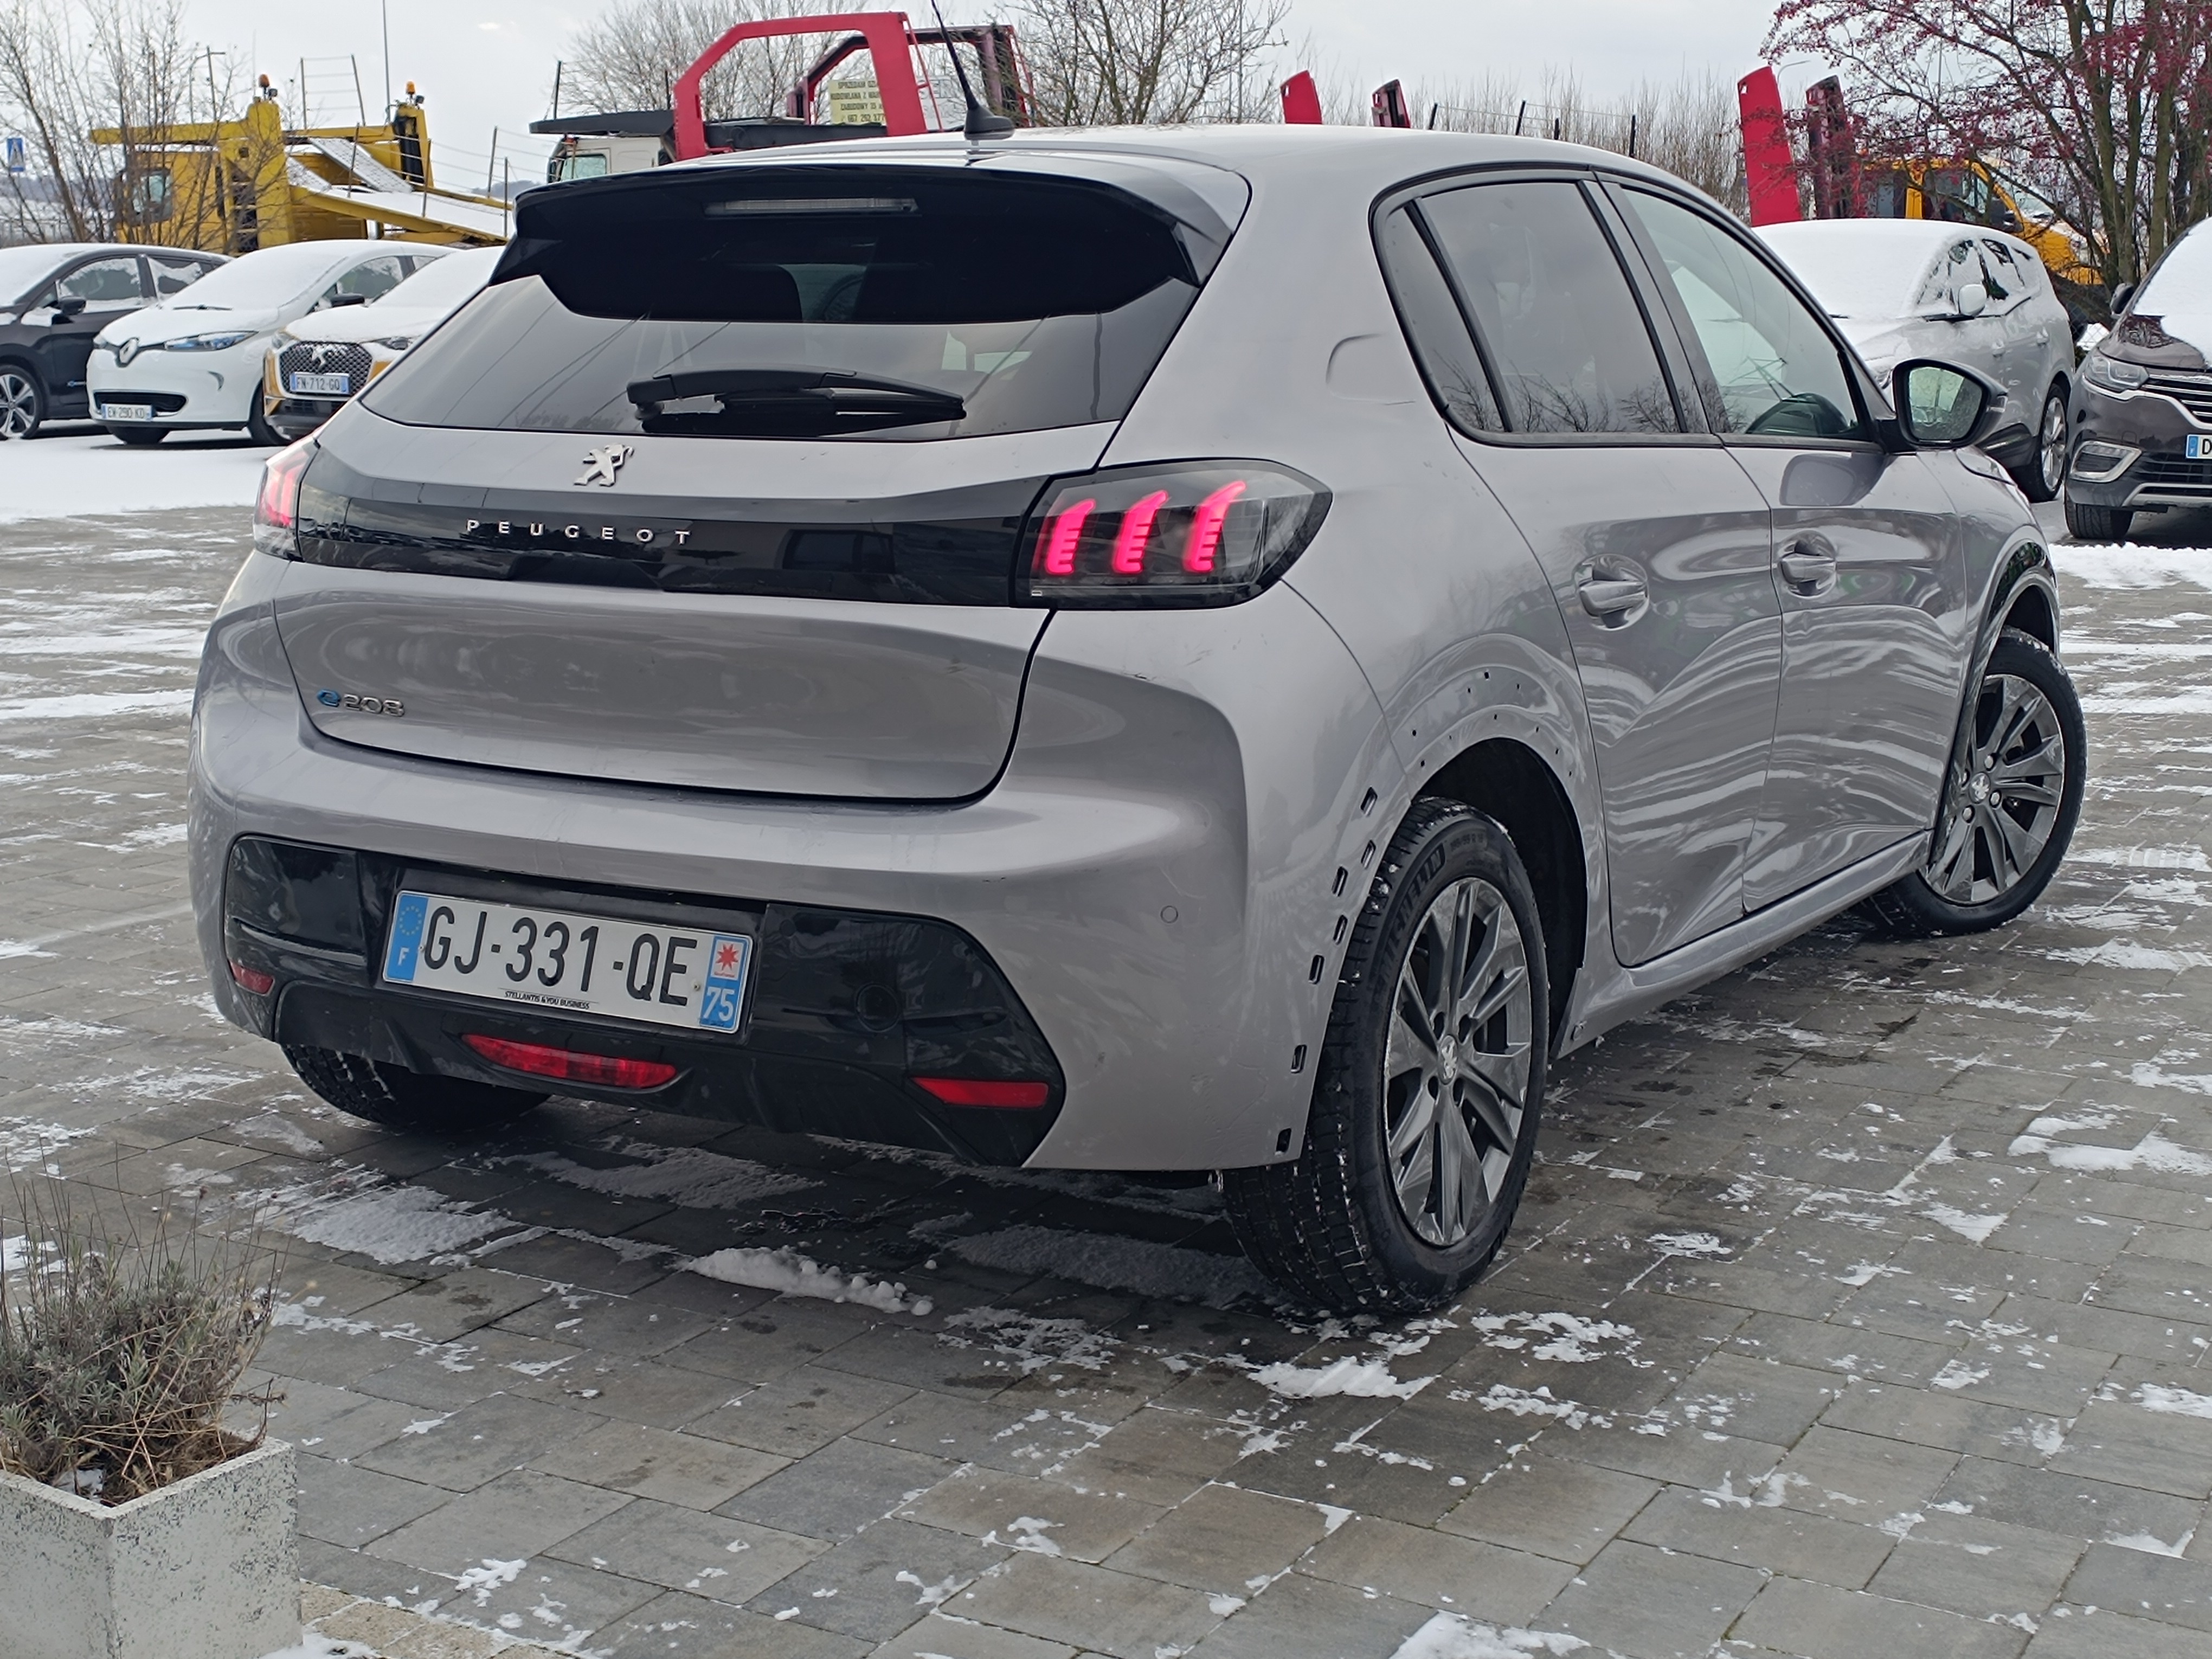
<box><xmin>463</xmin><ymin>1033</ymin><xmax>677</xmax><ymax>1090</ymax></box>
<box><xmin>912</xmin><ymin>1077</ymin><xmax>1052</xmax><ymax>1109</ymax></box>
<box><xmin>228</xmin><ymin>961</ymin><xmax>275</xmax><ymax>995</ymax></box>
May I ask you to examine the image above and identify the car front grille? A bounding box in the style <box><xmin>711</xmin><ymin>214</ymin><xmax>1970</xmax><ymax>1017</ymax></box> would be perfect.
<box><xmin>2141</xmin><ymin>370</ymin><xmax>2212</xmax><ymax>425</ymax></box>
<box><xmin>278</xmin><ymin>342</ymin><xmax>374</xmax><ymax>389</ymax></box>
<box><xmin>2131</xmin><ymin>454</ymin><xmax>2212</xmax><ymax>499</ymax></box>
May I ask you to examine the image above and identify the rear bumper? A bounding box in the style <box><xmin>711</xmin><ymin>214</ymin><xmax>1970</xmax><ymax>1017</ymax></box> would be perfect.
<box><xmin>190</xmin><ymin>549</ymin><xmax>1396</xmax><ymax>1171</ymax></box>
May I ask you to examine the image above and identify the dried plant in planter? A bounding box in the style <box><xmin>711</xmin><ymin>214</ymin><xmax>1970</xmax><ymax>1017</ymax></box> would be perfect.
<box><xmin>0</xmin><ymin>1180</ymin><xmax>280</xmax><ymax>1504</ymax></box>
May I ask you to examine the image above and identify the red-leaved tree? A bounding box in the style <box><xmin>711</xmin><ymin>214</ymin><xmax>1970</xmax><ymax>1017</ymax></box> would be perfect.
<box><xmin>1767</xmin><ymin>0</ymin><xmax>2212</xmax><ymax>288</ymax></box>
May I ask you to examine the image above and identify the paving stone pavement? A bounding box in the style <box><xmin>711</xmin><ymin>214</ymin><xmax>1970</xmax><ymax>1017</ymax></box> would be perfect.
<box><xmin>8</xmin><ymin>495</ymin><xmax>2212</xmax><ymax>1658</ymax></box>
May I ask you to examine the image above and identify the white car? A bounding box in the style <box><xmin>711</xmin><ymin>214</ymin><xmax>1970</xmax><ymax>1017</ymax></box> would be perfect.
<box><xmin>263</xmin><ymin>245</ymin><xmax>503</xmax><ymax>440</ymax></box>
<box><xmin>87</xmin><ymin>240</ymin><xmax>449</xmax><ymax>444</ymax></box>
<box><xmin>1757</xmin><ymin>218</ymin><xmax>2077</xmax><ymax>499</ymax></box>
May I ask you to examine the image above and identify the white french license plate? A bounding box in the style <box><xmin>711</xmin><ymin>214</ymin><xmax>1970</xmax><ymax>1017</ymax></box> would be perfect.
<box><xmin>381</xmin><ymin>891</ymin><xmax>751</xmax><ymax>1034</ymax></box>
<box><xmin>101</xmin><ymin>403</ymin><xmax>152</xmax><ymax>422</ymax></box>
<box><xmin>288</xmin><ymin>371</ymin><xmax>349</xmax><ymax>396</ymax></box>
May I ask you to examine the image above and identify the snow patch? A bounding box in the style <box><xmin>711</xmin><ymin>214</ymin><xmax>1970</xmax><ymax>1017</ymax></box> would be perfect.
<box><xmin>1249</xmin><ymin>1358</ymin><xmax>1433</xmax><ymax>1400</ymax></box>
<box><xmin>1470</xmin><ymin>1310</ymin><xmax>1637</xmax><ymax>1363</ymax></box>
<box><xmin>1648</xmin><ymin>1231</ymin><xmax>1728</xmax><ymax>1258</ymax></box>
<box><xmin>1921</xmin><ymin>1205</ymin><xmax>2005</xmax><ymax>1244</ymax></box>
<box><xmin>1700</xmin><ymin>1469</ymin><xmax>1802</xmax><ymax>1509</ymax></box>
<box><xmin>0</xmin><ymin>689</ymin><xmax>196</xmax><ymax>724</ymax></box>
<box><xmin>2110</xmin><ymin>1529</ymin><xmax>2195</xmax><ymax>1557</ymax></box>
<box><xmin>685</xmin><ymin>1246</ymin><xmax>932</xmax><ymax>1315</ymax></box>
<box><xmin>2059</xmin><ymin>544</ymin><xmax>2212</xmax><ymax>592</ymax></box>
<box><xmin>287</xmin><ymin>1184</ymin><xmax>515</xmax><ymax>1265</ymax></box>
<box><xmin>941</xmin><ymin>1306</ymin><xmax>1116</xmax><ymax>1373</ymax></box>
<box><xmin>2138</xmin><ymin>1383</ymin><xmax>2212</xmax><ymax>1419</ymax></box>
<box><xmin>1390</xmin><ymin>1613</ymin><xmax>1589</xmax><ymax>1659</ymax></box>
<box><xmin>2010</xmin><ymin>1129</ymin><xmax>2212</xmax><ymax>1177</ymax></box>
<box><xmin>2044</xmin><ymin>942</ymin><xmax>2212</xmax><ymax>971</ymax></box>
<box><xmin>1465</xmin><ymin>1385</ymin><xmax>1608</xmax><ymax>1430</ymax></box>
<box><xmin>452</xmin><ymin>1558</ymin><xmax>526</xmax><ymax>1604</ymax></box>
<box><xmin>1930</xmin><ymin>1360</ymin><xmax>1989</xmax><ymax>1391</ymax></box>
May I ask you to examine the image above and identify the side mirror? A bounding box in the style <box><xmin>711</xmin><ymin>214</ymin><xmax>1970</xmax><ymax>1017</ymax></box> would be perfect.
<box><xmin>2111</xmin><ymin>280</ymin><xmax>2136</xmax><ymax>316</ymax></box>
<box><xmin>1953</xmin><ymin>281</ymin><xmax>1988</xmax><ymax>319</ymax></box>
<box><xmin>1891</xmin><ymin>359</ymin><xmax>2002</xmax><ymax>449</ymax></box>
<box><xmin>49</xmin><ymin>295</ymin><xmax>87</xmax><ymax>322</ymax></box>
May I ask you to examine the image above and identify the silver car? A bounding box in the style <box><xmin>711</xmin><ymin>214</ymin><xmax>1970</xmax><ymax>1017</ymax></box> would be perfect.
<box><xmin>193</xmin><ymin>128</ymin><xmax>2084</xmax><ymax>1312</ymax></box>
<box><xmin>1758</xmin><ymin>218</ymin><xmax>2077</xmax><ymax>501</ymax></box>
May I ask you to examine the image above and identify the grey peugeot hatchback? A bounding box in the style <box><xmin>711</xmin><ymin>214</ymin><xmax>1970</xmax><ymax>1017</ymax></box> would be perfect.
<box><xmin>193</xmin><ymin>126</ymin><xmax>2082</xmax><ymax>1312</ymax></box>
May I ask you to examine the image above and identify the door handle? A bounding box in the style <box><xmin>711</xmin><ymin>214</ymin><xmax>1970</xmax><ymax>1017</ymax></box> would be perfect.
<box><xmin>1777</xmin><ymin>542</ymin><xmax>1837</xmax><ymax>593</ymax></box>
<box><xmin>1577</xmin><ymin>573</ymin><xmax>1648</xmax><ymax>618</ymax></box>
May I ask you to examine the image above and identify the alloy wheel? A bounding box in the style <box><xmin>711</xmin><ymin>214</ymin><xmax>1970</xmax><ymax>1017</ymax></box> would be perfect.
<box><xmin>1926</xmin><ymin>671</ymin><xmax>2068</xmax><ymax>905</ymax></box>
<box><xmin>1381</xmin><ymin>874</ymin><xmax>1533</xmax><ymax>1246</ymax></box>
<box><xmin>0</xmin><ymin>371</ymin><xmax>36</xmax><ymax>439</ymax></box>
<box><xmin>2037</xmin><ymin>393</ymin><xmax>2067</xmax><ymax>496</ymax></box>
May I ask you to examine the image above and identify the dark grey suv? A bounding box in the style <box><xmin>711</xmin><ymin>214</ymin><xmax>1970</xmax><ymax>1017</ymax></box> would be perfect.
<box><xmin>194</xmin><ymin>129</ymin><xmax>2084</xmax><ymax>1311</ymax></box>
<box><xmin>0</xmin><ymin>242</ymin><xmax>223</xmax><ymax>438</ymax></box>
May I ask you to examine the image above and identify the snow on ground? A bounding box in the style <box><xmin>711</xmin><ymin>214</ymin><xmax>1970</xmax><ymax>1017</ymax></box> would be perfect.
<box><xmin>0</xmin><ymin>426</ymin><xmax>266</xmax><ymax>523</ymax></box>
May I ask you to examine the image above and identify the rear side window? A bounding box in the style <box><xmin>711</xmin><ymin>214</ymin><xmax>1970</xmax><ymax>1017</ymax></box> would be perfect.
<box><xmin>365</xmin><ymin>168</ymin><xmax>1214</xmax><ymax>441</ymax></box>
<box><xmin>1377</xmin><ymin>208</ymin><xmax>1501</xmax><ymax>433</ymax></box>
<box><xmin>1416</xmin><ymin>180</ymin><xmax>1682</xmax><ymax>435</ymax></box>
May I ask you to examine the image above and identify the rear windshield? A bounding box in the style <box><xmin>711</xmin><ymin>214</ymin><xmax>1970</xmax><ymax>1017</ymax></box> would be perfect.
<box><xmin>363</xmin><ymin>166</ymin><xmax>1212</xmax><ymax>441</ymax></box>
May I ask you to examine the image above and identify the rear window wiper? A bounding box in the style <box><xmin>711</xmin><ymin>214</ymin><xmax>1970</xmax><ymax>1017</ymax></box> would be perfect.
<box><xmin>627</xmin><ymin>368</ymin><xmax>966</xmax><ymax>434</ymax></box>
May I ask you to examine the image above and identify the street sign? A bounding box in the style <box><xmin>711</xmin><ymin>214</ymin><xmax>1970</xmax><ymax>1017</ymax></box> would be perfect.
<box><xmin>4</xmin><ymin>136</ymin><xmax>25</xmax><ymax>175</ymax></box>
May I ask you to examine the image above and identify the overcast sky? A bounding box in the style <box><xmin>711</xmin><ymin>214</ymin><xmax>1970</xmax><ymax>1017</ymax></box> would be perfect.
<box><xmin>178</xmin><ymin>0</ymin><xmax>1790</xmax><ymax>188</ymax></box>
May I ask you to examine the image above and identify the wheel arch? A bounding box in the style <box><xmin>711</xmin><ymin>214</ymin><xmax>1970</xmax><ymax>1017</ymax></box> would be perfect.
<box><xmin>1418</xmin><ymin>737</ymin><xmax>1587</xmax><ymax>1047</ymax></box>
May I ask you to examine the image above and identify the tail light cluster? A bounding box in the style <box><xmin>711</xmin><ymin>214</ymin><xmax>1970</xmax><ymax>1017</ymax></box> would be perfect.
<box><xmin>1023</xmin><ymin>461</ymin><xmax>1330</xmax><ymax>607</ymax></box>
<box><xmin>253</xmin><ymin>437</ymin><xmax>316</xmax><ymax>557</ymax></box>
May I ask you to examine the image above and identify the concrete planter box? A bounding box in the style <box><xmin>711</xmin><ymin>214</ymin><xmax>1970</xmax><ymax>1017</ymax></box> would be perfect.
<box><xmin>0</xmin><ymin>1440</ymin><xmax>298</xmax><ymax>1659</ymax></box>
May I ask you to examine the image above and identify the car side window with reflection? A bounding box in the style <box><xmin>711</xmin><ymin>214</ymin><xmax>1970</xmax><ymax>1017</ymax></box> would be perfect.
<box><xmin>55</xmin><ymin>257</ymin><xmax>147</xmax><ymax>307</ymax></box>
<box><xmin>1375</xmin><ymin>206</ymin><xmax>1502</xmax><ymax>433</ymax></box>
<box><xmin>1913</xmin><ymin>239</ymin><xmax>1986</xmax><ymax>312</ymax></box>
<box><xmin>325</xmin><ymin>255</ymin><xmax>406</xmax><ymax>307</ymax></box>
<box><xmin>1417</xmin><ymin>181</ymin><xmax>1682</xmax><ymax>435</ymax></box>
<box><xmin>1624</xmin><ymin>189</ymin><xmax>1868</xmax><ymax>442</ymax></box>
<box><xmin>1978</xmin><ymin>240</ymin><xmax>2022</xmax><ymax>307</ymax></box>
<box><xmin>150</xmin><ymin>255</ymin><xmax>210</xmax><ymax>296</ymax></box>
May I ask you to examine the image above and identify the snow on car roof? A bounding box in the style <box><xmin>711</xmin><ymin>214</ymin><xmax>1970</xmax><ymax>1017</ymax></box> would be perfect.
<box><xmin>1758</xmin><ymin>218</ymin><xmax>2012</xmax><ymax>319</ymax></box>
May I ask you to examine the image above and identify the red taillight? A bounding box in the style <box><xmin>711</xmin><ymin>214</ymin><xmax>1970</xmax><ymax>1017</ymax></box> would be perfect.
<box><xmin>1039</xmin><ymin>498</ymin><xmax>1094</xmax><ymax>576</ymax></box>
<box><xmin>1184</xmin><ymin>479</ymin><xmax>1248</xmax><ymax>574</ymax></box>
<box><xmin>228</xmin><ymin>961</ymin><xmax>274</xmax><ymax>995</ymax></box>
<box><xmin>253</xmin><ymin>437</ymin><xmax>315</xmax><ymax>557</ymax></box>
<box><xmin>462</xmin><ymin>1033</ymin><xmax>677</xmax><ymax>1090</ymax></box>
<box><xmin>1025</xmin><ymin>461</ymin><xmax>1329</xmax><ymax>607</ymax></box>
<box><xmin>912</xmin><ymin>1077</ymin><xmax>1052</xmax><ymax>1109</ymax></box>
<box><xmin>1110</xmin><ymin>490</ymin><xmax>1169</xmax><ymax>574</ymax></box>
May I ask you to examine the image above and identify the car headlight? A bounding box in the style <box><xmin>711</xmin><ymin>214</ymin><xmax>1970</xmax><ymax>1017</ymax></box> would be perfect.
<box><xmin>165</xmin><ymin>331</ymin><xmax>256</xmax><ymax>352</ymax></box>
<box><xmin>2082</xmin><ymin>351</ymin><xmax>2149</xmax><ymax>393</ymax></box>
<box><xmin>371</xmin><ymin>336</ymin><xmax>415</xmax><ymax>351</ymax></box>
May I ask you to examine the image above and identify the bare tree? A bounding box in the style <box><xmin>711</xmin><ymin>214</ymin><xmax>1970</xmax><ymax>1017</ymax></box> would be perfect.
<box><xmin>1014</xmin><ymin>0</ymin><xmax>1290</xmax><ymax>126</ymax></box>
<box><xmin>0</xmin><ymin>0</ymin><xmax>226</xmax><ymax>245</ymax></box>
<box><xmin>557</xmin><ymin>0</ymin><xmax>846</xmax><ymax>123</ymax></box>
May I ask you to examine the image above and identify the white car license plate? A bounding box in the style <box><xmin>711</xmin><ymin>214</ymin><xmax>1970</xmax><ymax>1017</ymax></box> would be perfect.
<box><xmin>288</xmin><ymin>371</ymin><xmax>350</xmax><ymax>396</ymax></box>
<box><xmin>381</xmin><ymin>891</ymin><xmax>751</xmax><ymax>1034</ymax></box>
<box><xmin>101</xmin><ymin>403</ymin><xmax>152</xmax><ymax>422</ymax></box>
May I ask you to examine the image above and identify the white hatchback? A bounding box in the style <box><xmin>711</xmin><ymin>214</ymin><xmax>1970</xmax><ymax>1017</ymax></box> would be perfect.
<box><xmin>87</xmin><ymin>240</ymin><xmax>449</xmax><ymax>445</ymax></box>
<box><xmin>1759</xmin><ymin>218</ymin><xmax>2078</xmax><ymax>500</ymax></box>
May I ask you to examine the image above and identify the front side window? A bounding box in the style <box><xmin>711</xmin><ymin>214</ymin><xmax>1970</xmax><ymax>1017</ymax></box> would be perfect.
<box><xmin>1625</xmin><ymin>189</ymin><xmax>1867</xmax><ymax>441</ymax></box>
<box><xmin>326</xmin><ymin>255</ymin><xmax>407</xmax><ymax>306</ymax></box>
<box><xmin>56</xmin><ymin>256</ymin><xmax>146</xmax><ymax>307</ymax></box>
<box><xmin>1979</xmin><ymin>239</ymin><xmax>2027</xmax><ymax>307</ymax></box>
<box><xmin>1913</xmin><ymin>239</ymin><xmax>1988</xmax><ymax>313</ymax></box>
<box><xmin>556</xmin><ymin>151</ymin><xmax>612</xmax><ymax>182</ymax></box>
<box><xmin>1416</xmin><ymin>179</ymin><xmax>1681</xmax><ymax>435</ymax></box>
<box><xmin>365</xmin><ymin>166</ymin><xmax>1220</xmax><ymax>441</ymax></box>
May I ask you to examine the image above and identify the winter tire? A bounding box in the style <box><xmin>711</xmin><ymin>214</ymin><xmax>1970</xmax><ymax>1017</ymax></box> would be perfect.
<box><xmin>285</xmin><ymin>1045</ymin><xmax>547</xmax><ymax>1134</ymax></box>
<box><xmin>1225</xmin><ymin>798</ymin><xmax>1548</xmax><ymax>1314</ymax></box>
<box><xmin>1861</xmin><ymin>629</ymin><xmax>2085</xmax><ymax>937</ymax></box>
<box><xmin>2012</xmin><ymin>385</ymin><xmax>2066</xmax><ymax>502</ymax></box>
<box><xmin>0</xmin><ymin>365</ymin><xmax>43</xmax><ymax>440</ymax></box>
<box><xmin>2064</xmin><ymin>493</ymin><xmax>2131</xmax><ymax>543</ymax></box>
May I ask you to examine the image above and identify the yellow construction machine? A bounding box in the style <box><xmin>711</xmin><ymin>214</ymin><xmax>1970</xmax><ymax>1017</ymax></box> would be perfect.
<box><xmin>94</xmin><ymin>80</ymin><xmax>511</xmax><ymax>254</ymax></box>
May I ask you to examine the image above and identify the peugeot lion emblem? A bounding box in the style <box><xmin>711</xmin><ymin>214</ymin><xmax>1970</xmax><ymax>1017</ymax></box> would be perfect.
<box><xmin>574</xmin><ymin>443</ymin><xmax>633</xmax><ymax>487</ymax></box>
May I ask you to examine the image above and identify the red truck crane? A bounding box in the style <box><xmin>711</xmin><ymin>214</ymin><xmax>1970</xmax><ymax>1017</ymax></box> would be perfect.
<box><xmin>532</xmin><ymin>10</ymin><xmax>1031</xmax><ymax>183</ymax></box>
